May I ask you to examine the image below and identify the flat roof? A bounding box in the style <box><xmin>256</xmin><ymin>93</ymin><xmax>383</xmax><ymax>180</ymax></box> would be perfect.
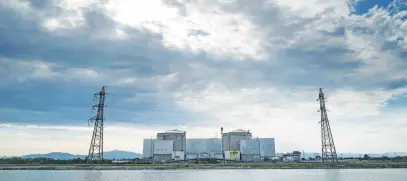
<box><xmin>225</xmin><ymin>129</ymin><xmax>251</xmax><ymax>133</ymax></box>
<box><xmin>158</xmin><ymin>130</ymin><xmax>186</xmax><ymax>134</ymax></box>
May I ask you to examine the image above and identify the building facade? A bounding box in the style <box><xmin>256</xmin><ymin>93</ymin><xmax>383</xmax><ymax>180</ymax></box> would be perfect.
<box><xmin>258</xmin><ymin>138</ymin><xmax>276</xmax><ymax>158</ymax></box>
<box><xmin>222</xmin><ymin>129</ymin><xmax>252</xmax><ymax>151</ymax></box>
<box><xmin>172</xmin><ymin>151</ymin><xmax>185</xmax><ymax>160</ymax></box>
<box><xmin>152</xmin><ymin>140</ymin><xmax>173</xmax><ymax>162</ymax></box>
<box><xmin>240</xmin><ymin>139</ymin><xmax>261</xmax><ymax>162</ymax></box>
<box><xmin>282</xmin><ymin>151</ymin><xmax>301</xmax><ymax>162</ymax></box>
<box><xmin>142</xmin><ymin>139</ymin><xmax>155</xmax><ymax>158</ymax></box>
<box><xmin>186</xmin><ymin>138</ymin><xmax>221</xmax><ymax>154</ymax></box>
<box><xmin>157</xmin><ymin>130</ymin><xmax>187</xmax><ymax>152</ymax></box>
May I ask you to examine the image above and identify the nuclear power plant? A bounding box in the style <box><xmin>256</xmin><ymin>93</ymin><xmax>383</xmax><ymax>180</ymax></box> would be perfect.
<box><xmin>143</xmin><ymin>128</ymin><xmax>276</xmax><ymax>162</ymax></box>
<box><xmin>86</xmin><ymin>87</ymin><xmax>337</xmax><ymax>164</ymax></box>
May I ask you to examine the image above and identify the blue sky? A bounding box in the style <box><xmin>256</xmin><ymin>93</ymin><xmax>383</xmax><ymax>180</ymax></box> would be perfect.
<box><xmin>352</xmin><ymin>0</ymin><xmax>396</xmax><ymax>14</ymax></box>
<box><xmin>1</xmin><ymin>0</ymin><xmax>407</xmax><ymax>156</ymax></box>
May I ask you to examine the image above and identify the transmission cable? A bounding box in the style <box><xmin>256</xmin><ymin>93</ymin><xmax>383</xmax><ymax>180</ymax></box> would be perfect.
<box><xmin>108</xmin><ymin>93</ymin><xmax>288</xmax><ymax>106</ymax></box>
<box><xmin>107</xmin><ymin>105</ymin><xmax>251</xmax><ymax>117</ymax></box>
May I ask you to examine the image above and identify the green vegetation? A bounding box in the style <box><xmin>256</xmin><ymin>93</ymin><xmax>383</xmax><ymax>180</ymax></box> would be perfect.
<box><xmin>2</xmin><ymin>156</ymin><xmax>407</xmax><ymax>164</ymax></box>
<box><xmin>107</xmin><ymin>162</ymin><xmax>407</xmax><ymax>169</ymax></box>
<box><xmin>2</xmin><ymin>160</ymin><xmax>407</xmax><ymax>169</ymax></box>
<box><xmin>1</xmin><ymin>156</ymin><xmax>407</xmax><ymax>170</ymax></box>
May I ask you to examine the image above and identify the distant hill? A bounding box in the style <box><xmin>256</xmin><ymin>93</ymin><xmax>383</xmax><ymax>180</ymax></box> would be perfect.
<box><xmin>22</xmin><ymin>152</ymin><xmax>85</xmax><ymax>160</ymax></box>
<box><xmin>10</xmin><ymin>150</ymin><xmax>142</xmax><ymax>160</ymax></box>
<box><xmin>103</xmin><ymin>150</ymin><xmax>142</xmax><ymax>159</ymax></box>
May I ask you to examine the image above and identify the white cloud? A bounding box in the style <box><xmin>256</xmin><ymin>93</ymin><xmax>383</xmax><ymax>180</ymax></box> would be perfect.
<box><xmin>0</xmin><ymin>123</ymin><xmax>164</xmax><ymax>156</ymax></box>
<box><xmin>271</xmin><ymin>0</ymin><xmax>351</xmax><ymax>17</ymax></box>
<box><xmin>347</xmin><ymin>0</ymin><xmax>366</xmax><ymax>13</ymax></box>
<box><xmin>41</xmin><ymin>0</ymin><xmax>100</xmax><ymax>31</ymax></box>
<box><xmin>0</xmin><ymin>58</ymin><xmax>60</xmax><ymax>82</ymax></box>
<box><xmin>18</xmin><ymin>61</ymin><xmax>60</xmax><ymax>79</ymax></box>
<box><xmin>5</xmin><ymin>0</ymin><xmax>266</xmax><ymax>60</ymax></box>
<box><xmin>112</xmin><ymin>72</ymin><xmax>179</xmax><ymax>89</ymax></box>
<box><xmin>342</xmin><ymin>7</ymin><xmax>407</xmax><ymax>81</ymax></box>
<box><xmin>0</xmin><ymin>0</ymin><xmax>33</xmax><ymax>16</ymax></box>
<box><xmin>106</xmin><ymin>0</ymin><xmax>267</xmax><ymax>60</ymax></box>
<box><xmin>1</xmin><ymin>86</ymin><xmax>407</xmax><ymax>155</ymax></box>
<box><xmin>328</xmin><ymin>87</ymin><xmax>407</xmax><ymax>118</ymax></box>
<box><xmin>172</xmin><ymin>84</ymin><xmax>407</xmax><ymax>152</ymax></box>
<box><xmin>65</xmin><ymin>68</ymin><xmax>103</xmax><ymax>83</ymax></box>
<box><xmin>0</xmin><ymin>0</ymin><xmax>95</xmax><ymax>31</ymax></box>
<box><xmin>0</xmin><ymin>58</ymin><xmax>178</xmax><ymax>89</ymax></box>
<box><xmin>1</xmin><ymin>0</ymin><xmax>407</xmax><ymax>155</ymax></box>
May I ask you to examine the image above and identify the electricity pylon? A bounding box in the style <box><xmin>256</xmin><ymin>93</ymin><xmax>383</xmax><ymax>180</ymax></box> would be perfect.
<box><xmin>318</xmin><ymin>88</ymin><xmax>338</xmax><ymax>163</ymax></box>
<box><xmin>86</xmin><ymin>86</ymin><xmax>107</xmax><ymax>163</ymax></box>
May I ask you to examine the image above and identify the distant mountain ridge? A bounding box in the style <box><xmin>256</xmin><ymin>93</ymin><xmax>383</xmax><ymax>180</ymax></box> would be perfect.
<box><xmin>5</xmin><ymin>150</ymin><xmax>142</xmax><ymax>160</ymax></box>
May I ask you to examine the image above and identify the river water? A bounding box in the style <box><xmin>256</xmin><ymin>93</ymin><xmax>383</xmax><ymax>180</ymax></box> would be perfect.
<box><xmin>1</xmin><ymin>169</ymin><xmax>407</xmax><ymax>181</ymax></box>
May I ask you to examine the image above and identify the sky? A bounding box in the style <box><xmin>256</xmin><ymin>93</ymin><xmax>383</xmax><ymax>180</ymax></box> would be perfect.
<box><xmin>0</xmin><ymin>0</ymin><xmax>406</xmax><ymax>156</ymax></box>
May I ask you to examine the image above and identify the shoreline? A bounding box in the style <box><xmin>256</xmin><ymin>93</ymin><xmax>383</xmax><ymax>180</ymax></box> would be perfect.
<box><xmin>2</xmin><ymin>163</ymin><xmax>407</xmax><ymax>170</ymax></box>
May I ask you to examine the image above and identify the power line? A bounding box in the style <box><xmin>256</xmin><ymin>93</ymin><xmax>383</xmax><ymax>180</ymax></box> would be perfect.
<box><xmin>113</xmin><ymin>119</ymin><xmax>226</xmax><ymax>127</ymax></box>
<box><xmin>107</xmin><ymin>105</ymin><xmax>251</xmax><ymax>117</ymax></box>
<box><xmin>107</xmin><ymin>93</ymin><xmax>293</xmax><ymax>118</ymax></box>
<box><xmin>109</xmin><ymin>93</ymin><xmax>220</xmax><ymax>104</ymax></box>
<box><xmin>111</xmin><ymin>116</ymin><xmax>288</xmax><ymax>127</ymax></box>
<box><xmin>108</xmin><ymin>93</ymin><xmax>288</xmax><ymax>106</ymax></box>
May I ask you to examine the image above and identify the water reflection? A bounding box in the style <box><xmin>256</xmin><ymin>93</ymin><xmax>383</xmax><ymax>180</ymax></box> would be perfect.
<box><xmin>83</xmin><ymin>171</ymin><xmax>102</xmax><ymax>181</ymax></box>
<box><xmin>324</xmin><ymin>169</ymin><xmax>343</xmax><ymax>181</ymax></box>
<box><xmin>2</xmin><ymin>169</ymin><xmax>407</xmax><ymax>181</ymax></box>
<box><xmin>139</xmin><ymin>171</ymin><xmax>168</xmax><ymax>181</ymax></box>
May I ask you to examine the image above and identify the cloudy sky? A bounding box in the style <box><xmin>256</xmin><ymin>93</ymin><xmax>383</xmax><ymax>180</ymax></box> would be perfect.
<box><xmin>1</xmin><ymin>0</ymin><xmax>406</xmax><ymax>156</ymax></box>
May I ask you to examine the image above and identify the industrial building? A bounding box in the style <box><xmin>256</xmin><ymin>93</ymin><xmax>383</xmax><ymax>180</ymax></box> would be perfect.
<box><xmin>222</xmin><ymin>129</ymin><xmax>252</xmax><ymax>152</ymax></box>
<box><xmin>239</xmin><ymin>138</ymin><xmax>276</xmax><ymax>162</ymax></box>
<box><xmin>149</xmin><ymin>130</ymin><xmax>187</xmax><ymax>162</ymax></box>
<box><xmin>283</xmin><ymin>151</ymin><xmax>301</xmax><ymax>162</ymax></box>
<box><xmin>240</xmin><ymin>139</ymin><xmax>261</xmax><ymax>162</ymax></box>
<box><xmin>142</xmin><ymin>138</ymin><xmax>155</xmax><ymax>158</ymax></box>
<box><xmin>152</xmin><ymin>140</ymin><xmax>173</xmax><ymax>162</ymax></box>
<box><xmin>144</xmin><ymin>137</ymin><xmax>223</xmax><ymax>161</ymax></box>
<box><xmin>143</xmin><ymin>128</ymin><xmax>275</xmax><ymax>163</ymax></box>
<box><xmin>157</xmin><ymin>130</ymin><xmax>186</xmax><ymax>151</ymax></box>
<box><xmin>259</xmin><ymin>138</ymin><xmax>276</xmax><ymax>159</ymax></box>
<box><xmin>186</xmin><ymin>138</ymin><xmax>222</xmax><ymax>159</ymax></box>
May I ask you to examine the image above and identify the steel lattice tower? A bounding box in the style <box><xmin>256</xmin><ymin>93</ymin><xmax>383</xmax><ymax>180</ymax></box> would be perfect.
<box><xmin>86</xmin><ymin>86</ymin><xmax>107</xmax><ymax>163</ymax></box>
<box><xmin>318</xmin><ymin>88</ymin><xmax>338</xmax><ymax>163</ymax></box>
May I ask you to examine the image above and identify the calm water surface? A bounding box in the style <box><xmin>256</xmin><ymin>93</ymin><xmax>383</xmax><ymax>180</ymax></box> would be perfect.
<box><xmin>1</xmin><ymin>169</ymin><xmax>407</xmax><ymax>181</ymax></box>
